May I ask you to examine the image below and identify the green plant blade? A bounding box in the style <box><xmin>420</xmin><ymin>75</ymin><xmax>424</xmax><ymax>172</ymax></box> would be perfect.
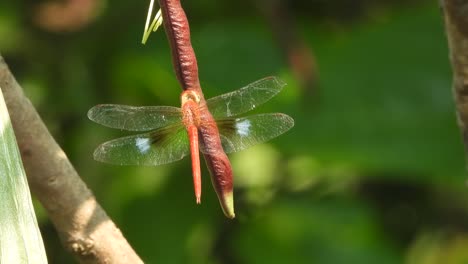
<box><xmin>142</xmin><ymin>0</ymin><xmax>163</xmax><ymax>45</ymax></box>
<box><xmin>0</xmin><ymin>87</ymin><xmax>48</xmax><ymax>263</ymax></box>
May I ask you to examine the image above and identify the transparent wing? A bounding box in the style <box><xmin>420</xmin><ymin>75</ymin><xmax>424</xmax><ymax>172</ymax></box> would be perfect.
<box><xmin>205</xmin><ymin>77</ymin><xmax>286</xmax><ymax>118</ymax></box>
<box><xmin>202</xmin><ymin>113</ymin><xmax>294</xmax><ymax>154</ymax></box>
<box><xmin>93</xmin><ymin>124</ymin><xmax>189</xmax><ymax>166</ymax></box>
<box><xmin>88</xmin><ymin>104</ymin><xmax>182</xmax><ymax>131</ymax></box>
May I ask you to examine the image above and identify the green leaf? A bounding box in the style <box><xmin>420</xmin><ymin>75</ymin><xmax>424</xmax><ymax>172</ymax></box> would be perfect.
<box><xmin>0</xmin><ymin>88</ymin><xmax>48</xmax><ymax>263</ymax></box>
<box><xmin>142</xmin><ymin>0</ymin><xmax>163</xmax><ymax>45</ymax></box>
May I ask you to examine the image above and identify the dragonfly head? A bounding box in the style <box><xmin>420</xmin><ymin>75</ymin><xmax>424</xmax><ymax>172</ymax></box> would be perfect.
<box><xmin>181</xmin><ymin>90</ymin><xmax>201</xmax><ymax>106</ymax></box>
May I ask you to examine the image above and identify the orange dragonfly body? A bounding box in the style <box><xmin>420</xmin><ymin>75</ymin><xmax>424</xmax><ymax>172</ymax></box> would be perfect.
<box><xmin>88</xmin><ymin>77</ymin><xmax>294</xmax><ymax>218</ymax></box>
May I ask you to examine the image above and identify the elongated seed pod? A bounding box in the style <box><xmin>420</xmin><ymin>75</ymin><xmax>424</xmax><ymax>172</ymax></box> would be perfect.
<box><xmin>198</xmin><ymin>110</ymin><xmax>235</xmax><ymax>218</ymax></box>
<box><xmin>160</xmin><ymin>0</ymin><xmax>235</xmax><ymax>218</ymax></box>
<box><xmin>159</xmin><ymin>0</ymin><xmax>202</xmax><ymax>93</ymax></box>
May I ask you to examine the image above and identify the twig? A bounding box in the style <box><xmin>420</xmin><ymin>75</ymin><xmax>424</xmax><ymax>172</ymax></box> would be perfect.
<box><xmin>0</xmin><ymin>55</ymin><xmax>143</xmax><ymax>264</ymax></box>
<box><xmin>442</xmin><ymin>1</ymin><xmax>468</xmax><ymax>156</ymax></box>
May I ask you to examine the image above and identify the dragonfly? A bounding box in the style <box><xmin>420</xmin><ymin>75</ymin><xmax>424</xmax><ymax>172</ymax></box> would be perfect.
<box><xmin>88</xmin><ymin>76</ymin><xmax>294</xmax><ymax>218</ymax></box>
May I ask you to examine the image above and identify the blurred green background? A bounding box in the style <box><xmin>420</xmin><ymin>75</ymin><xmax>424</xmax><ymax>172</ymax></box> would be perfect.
<box><xmin>2</xmin><ymin>0</ymin><xmax>468</xmax><ymax>263</ymax></box>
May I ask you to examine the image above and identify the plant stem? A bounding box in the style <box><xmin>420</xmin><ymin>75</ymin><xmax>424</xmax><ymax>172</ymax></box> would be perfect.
<box><xmin>442</xmin><ymin>0</ymin><xmax>468</xmax><ymax>158</ymax></box>
<box><xmin>0</xmin><ymin>55</ymin><xmax>143</xmax><ymax>264</ymax></box>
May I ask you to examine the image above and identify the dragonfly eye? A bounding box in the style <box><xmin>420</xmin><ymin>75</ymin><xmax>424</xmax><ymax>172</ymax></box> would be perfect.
<box><xmin>181</xmin><ymin>90</ymin><xmax>201</xmax><ymax>105</ymax></box>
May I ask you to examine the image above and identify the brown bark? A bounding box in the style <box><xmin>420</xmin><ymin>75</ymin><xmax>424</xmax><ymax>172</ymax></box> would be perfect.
<box><xmin>0</xmin><ymin>55</ymin><xmax>143</xmax><ymax>264</ymax></box>
<box><xmin>442</xmin><ymin>1</ymin><xmax>468</xmax><ymax>156</ymax></box>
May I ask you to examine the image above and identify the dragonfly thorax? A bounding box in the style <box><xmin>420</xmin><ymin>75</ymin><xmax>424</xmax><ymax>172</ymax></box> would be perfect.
<box><xmin>181</xmin><ymin>90</ymin><xmax>201</xmax><ymax>106</ymax></box>
<box><xmin>181</xmin><ymin>90</ymin><xmax>202</xmax><ymax>128</ymax></box>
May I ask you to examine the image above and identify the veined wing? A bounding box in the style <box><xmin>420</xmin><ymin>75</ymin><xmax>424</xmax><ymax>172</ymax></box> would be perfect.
<box><xmin>201</xmin><ymin>113</ymin><xmax>294</xmax><ymax>154</ymax></box>
<box><xmin>205</xmin><ymin>77</ymin><xmax>286</xmax><ymax>118</ymax></box>
<box><xmin>93</xmin><ymin>124</ymin><xmax>189</xmax><ymax>166</ymax></box>
<box><xmin>88</xmin><ymin>104</ymin><xmax>182</xmax><ymax>131</ymax></box>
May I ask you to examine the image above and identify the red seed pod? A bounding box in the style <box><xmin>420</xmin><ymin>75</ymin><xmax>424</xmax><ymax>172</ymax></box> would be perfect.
<box><xmin>203</xmin><ymin>152</ymin><xmax>235</xmax><ymax>218</ymax></box>
<box><xmin>159</xmin><ymin>0</ymin><xmax>201</xmax><ymax>93</ymax></box>
<box><xmin>198</xmin><ymin>111</ymin><xmax>235</xmax><ymax>218</ymax></box>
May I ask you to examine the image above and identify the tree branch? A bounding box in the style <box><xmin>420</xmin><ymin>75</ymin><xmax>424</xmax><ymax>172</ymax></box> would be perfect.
<box><xmin>0</xmin><ymin>55</ymin><xmax>143</xmax><ymax>264</ymax></box>
<box><xmin>442</xmin><ymin>0</ymin><xmax>468</xmax><ymax>156</ymax></box>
